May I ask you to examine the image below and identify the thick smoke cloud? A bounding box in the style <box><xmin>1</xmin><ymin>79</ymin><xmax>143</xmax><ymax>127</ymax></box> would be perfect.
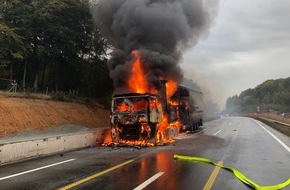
<box><xmin>90</xmin><ymin>0</ymin><xmax>217</xmax><ymax>94</ymax></box>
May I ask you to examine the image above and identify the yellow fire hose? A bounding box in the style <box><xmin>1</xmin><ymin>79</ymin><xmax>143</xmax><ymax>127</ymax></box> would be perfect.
<box><xmin>174</xmin><ymin>154</ymin><xmax>290</xmax><ymax>190</ymax></box>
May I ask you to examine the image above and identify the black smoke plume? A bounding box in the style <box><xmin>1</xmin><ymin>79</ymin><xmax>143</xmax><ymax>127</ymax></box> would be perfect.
<box><xmin>90</xmin><ymin>0</ymin><xmax>218</xmax><ymax>94</ymax></box>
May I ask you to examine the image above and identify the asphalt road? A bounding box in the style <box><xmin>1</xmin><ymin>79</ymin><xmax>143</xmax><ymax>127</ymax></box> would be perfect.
<box><xmin>0</xmin><ymin>117</ymin><xmax>289</xmax><ymax>190</ymax></box>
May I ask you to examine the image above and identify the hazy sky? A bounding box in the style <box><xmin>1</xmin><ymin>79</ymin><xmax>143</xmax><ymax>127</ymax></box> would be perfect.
<box><xmin>181</xmin><ymin>0</ymin><xmax>290</xmax><ymax>109</ymax></box>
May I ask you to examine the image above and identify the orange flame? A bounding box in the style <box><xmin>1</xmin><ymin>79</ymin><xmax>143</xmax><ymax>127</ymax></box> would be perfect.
<box><xmin>116</xmin><ymin>99</ymin><xmax>148</xmax><ymax>112</ymax></box>
<box><xmin>156</xmin><ymin>113</ymin><xmax>169</xmax><ymax>144</ymax></box>
<box><xmin>117</xmin><ymin>102</ymin><xmax>131</xmax><ymax>112</ymax></box>
<box><xmin>105</xmin><ymin>50</ymin><xmax>184</xmax><ymax>147</ymax></box>
<box><xmin>102</xmin><ymin>129</ymin><xmax>113</xmax><ymax>144</ymax></box>
<box><xmin>168</xmin><ymin>100</ymin><xmax>179</xmax><ymax>106</ymax></box>
<box><xmin>128</xmin><ymin>51</ymin><xmax>149</xmax><ymax>93</ymax></box>
<box><xmin>166</xmin><ymin>80</ymin><xmax>177</xmax><ymax>99</ymax></box>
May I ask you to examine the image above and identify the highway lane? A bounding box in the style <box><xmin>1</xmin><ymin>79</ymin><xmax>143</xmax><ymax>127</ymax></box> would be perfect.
<box><xmin>0</xmin><ymin>117</ymin><xmax>289</xmax><ymax>190</ymax></box>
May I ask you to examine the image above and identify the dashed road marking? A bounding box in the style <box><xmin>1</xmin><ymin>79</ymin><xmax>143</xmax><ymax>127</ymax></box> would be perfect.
<box><xmin>213</xmin><ymin>130</ymin><xmax>222</xmax><ymax>136</ymax></box>
<box><xmin>133</xmin><ymin>172</ymin><xmax>164</xmax><ymax>190</ymax></box>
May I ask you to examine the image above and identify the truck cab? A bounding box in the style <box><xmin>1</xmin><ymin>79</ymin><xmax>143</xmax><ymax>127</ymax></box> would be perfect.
<box><xmin>110</xmin><ymin>93</ymin><xmax>162</xmax><ymax>141</ymax></box>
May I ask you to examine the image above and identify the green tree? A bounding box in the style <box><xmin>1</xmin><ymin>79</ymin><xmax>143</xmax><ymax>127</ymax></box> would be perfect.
<box><xmin>226</xmin><ymin>77</ymin><xmax>290</xmax><ymax>113</ymax></box>
<box><xmin>0</xmin><ymin>22</ymin><xmax>25</xmax><ymax>78</ymax></box>
<box><xmin>0</xmin><ymin>0</ymin><xmax>112</xmax><ymax>105</ymax></box>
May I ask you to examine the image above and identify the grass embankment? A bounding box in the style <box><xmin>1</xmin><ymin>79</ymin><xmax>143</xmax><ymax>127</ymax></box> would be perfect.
<box><xmin>255</xmin><ymin>113</ymin><xmax>290</xmax><ymax>137</ymax></box>
<box><xmin>0</xmin><ymin>91</ymin><xmax>110</xmax><ymax>138</ymax></box>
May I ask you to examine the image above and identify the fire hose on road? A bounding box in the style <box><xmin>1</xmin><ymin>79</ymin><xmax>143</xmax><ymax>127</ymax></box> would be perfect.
<box><xmin>174</xmin><ymin>154</ymin><xmax>290</xmax><ymax>190</ymax></box>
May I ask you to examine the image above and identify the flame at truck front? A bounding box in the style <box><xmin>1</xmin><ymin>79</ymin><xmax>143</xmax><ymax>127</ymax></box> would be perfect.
<box><xmin>104</xmin><ymin>50</ymin><xmax>202</xmax><ymax>147</ymax></box>
<box><xmin>128</xmin><ymin>50</ymin><xmax>157</xmax><ymax>94</ymax></box>
<box><xmin>105</xmin><ymin>51</ymin><xmax>182</xmax><ymax>146</ymax></box>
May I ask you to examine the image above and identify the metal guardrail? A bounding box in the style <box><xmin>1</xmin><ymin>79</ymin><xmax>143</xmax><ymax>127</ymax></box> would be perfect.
<box><xmin>260</xmin><ymin>117</ymin><xmax>290</xmax><ymax>127</ymax></box>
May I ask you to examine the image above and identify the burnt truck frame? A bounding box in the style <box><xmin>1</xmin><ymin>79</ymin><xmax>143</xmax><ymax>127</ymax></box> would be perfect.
<box><xmin>110</xmin><ymin>86</ymin><xmax>204</xmax><ymax>141</ymax></box>
<box><xmin>110</xmin><ymin>93</ymin><xmax>162</xmax><ymax>141</ymax></box>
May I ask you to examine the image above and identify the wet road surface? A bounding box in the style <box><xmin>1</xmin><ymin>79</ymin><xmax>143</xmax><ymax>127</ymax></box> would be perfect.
<box><xmin>0</xmin><ymin>117</ymin><xmax>290</xmax><ymax>190</ymax></box>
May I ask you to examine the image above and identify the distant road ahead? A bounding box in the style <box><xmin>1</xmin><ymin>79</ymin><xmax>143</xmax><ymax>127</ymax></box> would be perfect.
<box><xmin>0</xmin><ymin>117</ymin><xmax>290</xmax><ymax>190</ymax></box>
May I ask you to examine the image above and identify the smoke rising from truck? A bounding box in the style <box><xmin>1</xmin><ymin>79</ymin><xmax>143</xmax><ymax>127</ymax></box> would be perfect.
<box><xmin>90</xmin><ymin>0</ymin><xmax>218</xmax><ymax>94</ymax></box>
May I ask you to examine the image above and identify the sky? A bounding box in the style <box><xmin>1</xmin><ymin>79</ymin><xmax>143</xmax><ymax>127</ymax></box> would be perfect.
<box><xmin>180</xmin><ymin>0</ymin><xmax>290</xmax><ymax>109</ymax></box>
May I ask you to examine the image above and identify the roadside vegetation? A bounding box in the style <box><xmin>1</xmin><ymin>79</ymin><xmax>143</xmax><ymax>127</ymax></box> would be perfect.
<box><xmin>257</xmin><ymin>113</ymin><xmax>290</xmax><ymax>137</ymax></box>
<box><xmin>226</xmin><ymin>77</ymin><xmax>290</xmax><ymax>114</ymax></box>
<box><xmin>254</xmin><ymin>116</ymin><xmax>290</xmax><ymax>137</ymax></box>
<box><xmin>259</xmin><ymin>113</ymin><xmax>290</xmax><ymax>125</ymax></box>
<box><xmin>0</xmin><ymin>0</ymin><xmax>113</xmax><ymax>107</ymax></box>
<box><xmin>226</xmin><ymin>77</ymin><xmax>290</xmax><ymax>137</ymax></box>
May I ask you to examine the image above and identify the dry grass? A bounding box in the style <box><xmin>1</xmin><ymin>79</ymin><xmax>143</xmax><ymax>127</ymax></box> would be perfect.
<box><xmin>259</xmin><ymin>113</ymin><xmax>290</xmax><ymax>125</ymax></box>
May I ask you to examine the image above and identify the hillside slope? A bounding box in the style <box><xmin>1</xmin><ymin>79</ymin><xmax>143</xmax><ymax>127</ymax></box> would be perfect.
<box><xmin>226</xmin><ymin>77</ymin><xmax>290</xmax><ymax>113</ymax></box>
<box><xmin>0</xmin><ymin>92</ymin><xmax>110</xmax><ymax>138</ymax></box>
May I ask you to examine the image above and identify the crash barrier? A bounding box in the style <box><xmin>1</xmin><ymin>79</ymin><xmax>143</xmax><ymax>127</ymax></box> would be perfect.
<box><xmin>260</xmin><ymin>117</ymin><xmax>290</xmax><ymax>127</ymax></box>
<box><xmin>174</xmin><ymin>154</ymin><xmax>290</xmax><ymax>190</ymax></box>
<box><xmin>0</xmin><ymin>128</ymin><xmax>107</xmax><ymax>165</ymax></box>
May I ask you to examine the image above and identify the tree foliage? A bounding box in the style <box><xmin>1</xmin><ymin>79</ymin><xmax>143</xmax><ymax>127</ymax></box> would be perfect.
<box><xmin>226</xmin><ymin>77</ymin><xmax>290</xmax><ymax>114</ymax></box>
<box><xmin>0</xmin><ymin>0</ymin><xmax>113</xmax><ymax>104</ymax></box>
<box><xmin>0</xmin><ymin>22</ymin><xmax>24</xmax><ymax>77</ymax></box>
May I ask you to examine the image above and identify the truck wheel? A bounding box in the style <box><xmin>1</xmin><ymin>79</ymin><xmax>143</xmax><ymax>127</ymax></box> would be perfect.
<box><xmin>190</xmin><ymin>123</ymin><xmax>194</xmax><ymax>131</ymax></box>
<box><xmin>199</xmin><ymin>119</ymin><xmax>203</xmax><ymax>127</ymax></box>
<box><xmin>192</xmin><ymin>123</ymin><xmax>198</xmax><ymax>130</ymax></box>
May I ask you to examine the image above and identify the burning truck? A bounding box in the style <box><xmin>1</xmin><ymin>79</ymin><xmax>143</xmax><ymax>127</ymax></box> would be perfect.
<box><xmin>91</xmin><ymin>0</ymin><xmax>215</xmax><ymax>146</ymax></box>
<box><xmin>110</xmin><ymin>82</ymin><xmax>204</xmax><ymax>144</ymax></box>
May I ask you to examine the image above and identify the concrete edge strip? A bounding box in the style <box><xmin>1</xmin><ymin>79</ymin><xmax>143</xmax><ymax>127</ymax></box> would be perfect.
<box><xmin>0</xmin><ymin>129</ymin><xmax>107</xmax><ymax>165</ymax></box>
<box><xmin>0</xmin><ymin>128</ymin><xmax>106</xmax><ymax>145</ymax></box>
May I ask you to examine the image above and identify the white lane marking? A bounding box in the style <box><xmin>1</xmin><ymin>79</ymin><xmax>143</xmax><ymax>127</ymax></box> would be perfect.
<box><xmin>213</xmin><ymin>130</ymin><xmax>222</xmax><ymax>136</ymax></box>
<box><xmin>253</xmin><ymin>119</ymin><xmax>290</xmax><ymax>153</ymax></box>
<box><xmin>0</xmin><ymin>159</ymin><xmax>76</xmax><ymax>181</ymax></box>
<box><xmin>175</xmin><ymin>129</ymin><xmax>206</xmax><ymax>140</ymax></box>
<box><xmin>133</xmin><ymin>172</ymin><xmax>164</xmax><ymax>190</ymax></box>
